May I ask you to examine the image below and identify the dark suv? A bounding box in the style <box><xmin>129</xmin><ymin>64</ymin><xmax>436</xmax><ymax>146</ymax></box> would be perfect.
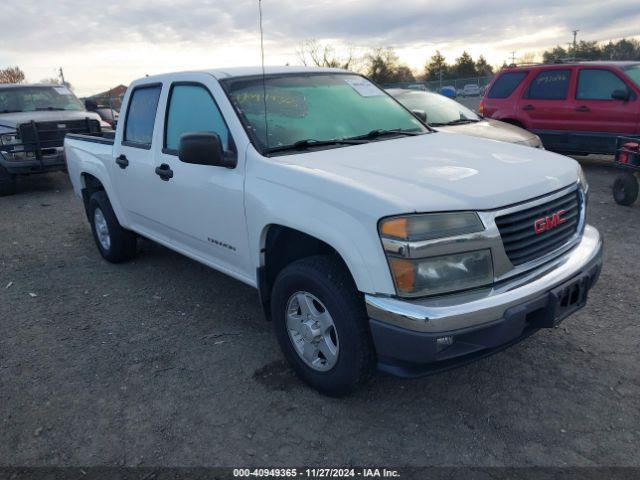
<box><xmin>480</xmin><ymin>62</ymin><xmax>640</xmax><ymax>154</ymax></box>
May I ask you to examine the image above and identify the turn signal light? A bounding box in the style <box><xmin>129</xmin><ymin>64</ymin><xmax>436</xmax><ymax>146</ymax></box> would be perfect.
<box><xmin>380</xmin><ymin>217</ymin><xmax>408</xmax><ymax>239</ymax></box>
<box><xmin>388</xmin><ymin>258</ymin><xmax>415</xmax><ymax>293</ymax></box>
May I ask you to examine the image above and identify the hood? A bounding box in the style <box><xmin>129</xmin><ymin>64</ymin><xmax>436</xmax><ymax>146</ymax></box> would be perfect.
<box><xmin>0</xmin><ymin>110</ymin><xmax>102</xmax><ymax>129</ymax></box>
<box><xmin>266</xmin><ymin>130</ymin><xmax>580</xmax><ymax>215</ymax></box>
<box><xmin>436</xmin><ymin>118</ymin><xmax>538</xmax><ymax>146</ymax></box>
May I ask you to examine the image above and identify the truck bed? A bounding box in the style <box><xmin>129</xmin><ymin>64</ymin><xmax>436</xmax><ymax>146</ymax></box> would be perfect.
<box><xmin>66</xmin><ymin>131</ymin><xmax>115</xmax><ymax>145</ymax></box>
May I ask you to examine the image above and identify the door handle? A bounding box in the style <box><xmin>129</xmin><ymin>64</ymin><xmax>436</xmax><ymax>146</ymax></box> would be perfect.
<box><xmin>115</xmin><ymin>154</ymin><xmax>129</xmax><ymax>169</ymax></box>
<box><xmin>575</xmin><ymin>105</ymin><xmax>590</xmax><ymax>112</ymax></box>
<box><xmin>522</xmin><ymin>104</ymin><xmax>535</xmax><ymax>111</ymax></box>
<box><xmin>155</xmin><ymin>163</ymin><xmax>174</xmax><ymax>181</ymax></box>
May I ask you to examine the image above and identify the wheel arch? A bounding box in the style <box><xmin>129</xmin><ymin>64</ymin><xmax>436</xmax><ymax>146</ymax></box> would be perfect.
<box><xmin>257</xmin><ymin>224</ymin><xmax>363</xmax><ymax>320</ymax></box>
<box><xmin>78</xmin><ymin>170</ymin><xmax>128</xmax><ymax>227</ymax></box>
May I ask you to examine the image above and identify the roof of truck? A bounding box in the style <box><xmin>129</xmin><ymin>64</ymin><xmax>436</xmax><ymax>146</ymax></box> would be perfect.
<box><xmin>208</xmin><ymin>66</ymin><xmax>349</xmax><ymax>78</ymax></box>
<box><xmin>135</xmin><ymin>66</ymin><xmax>350</xmax><ymax>85</ymax></box>
<box><xmin>0</xmin><ymin>83</ymin><xmax>63</xmax><ymax>89</ymax></box>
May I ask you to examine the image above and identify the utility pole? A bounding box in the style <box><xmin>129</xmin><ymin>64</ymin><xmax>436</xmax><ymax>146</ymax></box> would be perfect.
<box><xmin>510</xmin><ymin>51</ymin><xmax>516</xmax><ymax>65</ymax></box>
<box><xmin>58</xmin><ymin>67</ymin><xmax>66</xmax><ymax>86</ymax></box>
<box><xmin>572</xmin><ymin>30</ymin><xmax>579</xmax><ymax>59</ymax></box>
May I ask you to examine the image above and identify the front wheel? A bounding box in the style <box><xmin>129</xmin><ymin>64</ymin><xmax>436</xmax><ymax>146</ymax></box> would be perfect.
<box><xmin>613</xmin><ymin>173</ymin><xmax>639</xmax><ymax>206</ymax></box>
<box><xmin>270</xmin><ymin>255</ymin><xmax>375</xmax><ymax>397</ymax></box>
<box><xmin>88</xmin><ymin>191</ymin><xmax>137</xmax><ymax>262</ymax></box>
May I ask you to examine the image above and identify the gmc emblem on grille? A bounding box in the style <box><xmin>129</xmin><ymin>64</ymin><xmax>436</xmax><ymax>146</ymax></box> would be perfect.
<box><xmin>534</xmin><ymin>209</ymin><xmax>567</xmax><ymax>234</ymax></box>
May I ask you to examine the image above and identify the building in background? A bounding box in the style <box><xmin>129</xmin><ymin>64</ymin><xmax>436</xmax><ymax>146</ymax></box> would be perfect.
<box><xmin>83</xmin><ymin>84</ymin><xmax>127</xmax><ymax>111</ymax></box>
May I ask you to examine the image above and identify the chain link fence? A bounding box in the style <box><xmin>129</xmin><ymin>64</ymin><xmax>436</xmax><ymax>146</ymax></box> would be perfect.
<box><xmin>384</xmin><ymin>75</ymin><xmax>494</xmax><ymax>93</ymax></box>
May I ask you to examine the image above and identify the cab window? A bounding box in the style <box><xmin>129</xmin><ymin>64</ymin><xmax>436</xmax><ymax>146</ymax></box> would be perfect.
<box><xmin>526</xmin><ymin>69</ymin><xmax>571</xmax><ymax>100</ymax></box>
<box><xmin>124</xmin><ymin>85</ymin><xmax>162</xmax><ymax>148</ymax></box>
<box><xmin>577</xmin><ymin>69</ymin><xmax>628</xmax><ymax>100</ymax></box>
<box><xmin>164</xmin><ymin>84</ymin><xmax>230</xmax><ymax>153</ymax></box>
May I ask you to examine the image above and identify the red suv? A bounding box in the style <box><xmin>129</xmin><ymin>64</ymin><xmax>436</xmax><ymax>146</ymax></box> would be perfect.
<box><xmin>480</xmin><ymin>62</ymin><xmax>640</xmax><ymax>154</ymax></box>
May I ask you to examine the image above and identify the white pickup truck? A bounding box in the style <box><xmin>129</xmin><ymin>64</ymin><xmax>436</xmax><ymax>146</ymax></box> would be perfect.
<box><xmin>65</xmin><ymin>67</ymin><xmax>602</xmax><ymax>396</ymax></box>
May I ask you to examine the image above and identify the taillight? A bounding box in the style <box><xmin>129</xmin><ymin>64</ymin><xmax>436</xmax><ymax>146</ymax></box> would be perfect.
<box><xmin>619</xmin><ymin>142</ymin><xmax>639</xmax><ymax>165</ymax></box>
<box><xmin>478</xmin><ymin>100</ymin><xmax>484</xmax><ymax>115</ymax></box>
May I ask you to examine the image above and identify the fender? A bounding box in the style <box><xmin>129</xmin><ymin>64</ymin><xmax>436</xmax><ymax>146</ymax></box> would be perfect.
<box><xmin>246</xmin><ymin>176</ymin><xmax>396</xmax><ymax>296</ymax></box>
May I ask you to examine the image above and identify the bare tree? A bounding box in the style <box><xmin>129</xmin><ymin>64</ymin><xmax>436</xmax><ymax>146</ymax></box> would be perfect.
<box><xmin>39</xmin><ymin>77</ymin><xmax>62</xmax><ymax>85</ymax></box>
<box><xmin>0</xmin><ymin>66</ymin><xmax>26</xmax><ymax>84</ymax></box>
<box><xmin>297</xmin><ymin>39</ymin><xmax>357</xmax><ymax>70</ymax></box>
<box><xmin>38</xmin><ymin>77</ymin><xmax>74</xmax><ymax>90</ymax></box>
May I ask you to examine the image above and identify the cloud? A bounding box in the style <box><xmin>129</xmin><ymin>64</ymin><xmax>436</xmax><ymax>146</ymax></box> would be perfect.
<box><xmin>1</xmin><ymin>0</ymin><xmax>639</xmax><ymax>95</ymax></box>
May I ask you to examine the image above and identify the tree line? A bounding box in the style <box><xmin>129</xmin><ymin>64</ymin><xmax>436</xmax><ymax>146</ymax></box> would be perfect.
<box><xmin>542</xmin><ymin>38</ymin><xmax>640</xmax><ymax>63</ymax></box>
<box><xmin>297</xmin><ymin>40</ymin><xmax>493</xmax><ymax>84</ymax></box>
<box><xmin>298</xmin><ymin>37</ymin><xmax>640</xmax><ymax>85</ymax></box>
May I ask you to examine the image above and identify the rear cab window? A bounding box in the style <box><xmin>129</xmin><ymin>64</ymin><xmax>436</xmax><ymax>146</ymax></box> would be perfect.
<box><xmin>525</xmin><ymin>69</ymin><xmax>571</xmax><ymax>100</ymax></box>
<box><xmin>123</xmin><ymin>84</ymin><xmax>162</xmax><ymax>149</ymax></box>
<box><xmin>488</xmin><ymin>72</ymin><xmax>528</xmax><ymax>98</ymax></box>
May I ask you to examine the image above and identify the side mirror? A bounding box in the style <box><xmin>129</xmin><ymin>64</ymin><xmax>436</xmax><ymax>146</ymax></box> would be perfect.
<box><xmin>412</xmin><ymin>109</ymin><xmax>427</xmax><ymax>123</ymax></box>
<box><xmin>611</xmin><ymin>88</ymin><xmax>630</xmax><ymax>101</ymax></box>
<box><xmin>178</xmin><ymin>132</ymin><xmax>236</xmax><ymax>169</ymax></box>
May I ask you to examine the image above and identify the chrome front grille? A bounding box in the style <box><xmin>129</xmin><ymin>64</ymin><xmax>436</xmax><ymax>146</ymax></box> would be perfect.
<box><xmin>495</xmin><ymin>190</ymin><xmax>581</xmax><ymax>266</ymax></box>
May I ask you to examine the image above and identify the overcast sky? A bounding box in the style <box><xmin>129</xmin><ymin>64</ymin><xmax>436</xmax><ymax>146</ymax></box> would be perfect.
<box><xmin>1</xmin><ymin>0</ymin><xmax>639</xmax><ymax>96</ymax></box>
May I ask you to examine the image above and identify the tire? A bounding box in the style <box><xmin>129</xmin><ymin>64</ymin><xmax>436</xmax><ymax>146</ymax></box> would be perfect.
<box><xmin>88</xmin><ymin>191</ymin><xmax>137</xmax><ymax>262</ymax></box>
<box><xmin>0</xmin><ymin>165</ymin><xmax>16</xmax><ymax>197</ymax></box>
<box><xmin>270</xmin><ymin>255</ymin><xmax>375</xmax><ymax>397</ymax></box>
<box><xmin>613</xmin><ymin>173</ymin><xmax>639</xmax><ymax>206</ymax></box>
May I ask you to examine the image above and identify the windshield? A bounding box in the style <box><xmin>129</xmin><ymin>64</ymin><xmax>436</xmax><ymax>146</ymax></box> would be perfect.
<box><xmin>222</xmin><ymin>73</ymin><xmax>427</xmax><ymax>154</ymax></box>
<box><xmin>391</xmin><ymin>91</ymin><xmax>480</xmax><ymax>126</ymax></box>
<box><xmin>623</xmin><ymin>64</ymin><xmax>640</xmax><ymax>88</ymax></box>
<box><xmin>0</xmin><ymin>86</ymin><xmax>85</xmax><ymax>113</ymax></box>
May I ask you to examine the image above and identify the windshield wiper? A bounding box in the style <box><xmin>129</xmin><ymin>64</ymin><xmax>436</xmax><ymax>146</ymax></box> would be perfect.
<box><xmin>346</xmin><ymin>128</ymin><xmax>424</xmax><ymax>141</ymax></box>
<box><xmin>431</xmin><ymin>118</ymin><xmax>480</xmax><ymax>127</ymax></box>
<box><xmin>0</xmin><ymin>109</ymin><xmax>23</xmax><ymax>113</ymax></box>
<box><xmin>265</xmin><ymin>138</ymin><xmax>365</xmax><ymax>154</ymax></box>
<box><xmin>35</xmin><ymin>107</ymin><xmax>66</xmax><ymax>111</ymax></box>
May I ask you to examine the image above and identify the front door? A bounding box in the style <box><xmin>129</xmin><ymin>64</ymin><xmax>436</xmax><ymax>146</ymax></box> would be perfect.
<box><xmin>149</xmin><ymin>78</ymin><xmax>251</xmax><ymax>280</ymax></box>
<box><xmin>570</xmin><ymin>67</ymin><xmax>640</xmax><ymax>152</ymax></box>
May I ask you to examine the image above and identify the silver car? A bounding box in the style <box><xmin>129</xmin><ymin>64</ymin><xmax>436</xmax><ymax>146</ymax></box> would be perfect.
<box><xmin>387</xmin><ymin>88</ymin><xmax>543</xmax><ymax>148</ymax></box>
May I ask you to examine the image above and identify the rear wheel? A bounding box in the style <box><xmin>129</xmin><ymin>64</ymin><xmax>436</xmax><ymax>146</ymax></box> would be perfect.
<box><xmin>88</xmin><ymin>191</ymin><xmax>137</xmax><ymax>262</ymax></box>
<box><xmin>0</xmin><ymin>166</ymin><xmax>16</xmax><ymax>196</ymax></box>
<box><xmin>613</xmin><ymin>173</ymin><xmax>639</xmax><ymax>206</ymax></box>
<box><xmin>270</xmin><ymin>255</ymin><xmax>375</xmax><ymax>397</ymax></box>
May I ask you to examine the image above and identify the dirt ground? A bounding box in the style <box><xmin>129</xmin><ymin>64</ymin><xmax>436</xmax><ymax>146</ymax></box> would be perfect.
<box><xmin>0</xmin><ymin>157</ymin><xmax>638</xmax><ymax>467</ymax></box>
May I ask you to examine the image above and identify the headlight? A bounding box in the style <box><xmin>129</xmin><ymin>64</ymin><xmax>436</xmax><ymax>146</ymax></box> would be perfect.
<box><xmin>380</xmin><ymin>212</ymin><xmax>484</xmax><ymax>242</ymax></box>
<box><xmin>577</xmin><ymin>165</ymin><xmax>588</xmax><ymax>195</ymax></box>
<box><xmin>0</xmin><ymin>133</ymin><xmax>19</xmax><ymax>145</ymax></box>
<box><xmin>387</xmin><ymin>250</ymin><xmax>493</xmax><ymax>297</ymax></box>
<box><xmin>528</xmin><ymin>135</ymin><xmax>544</xmax><ymax>149</ymax></box>
<box><xmin>379</xmin><ymin>213</ymin><xmax>493</xmax><ymax>297</ymax></box>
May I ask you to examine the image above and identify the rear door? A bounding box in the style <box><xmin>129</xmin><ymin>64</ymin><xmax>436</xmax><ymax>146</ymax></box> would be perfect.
<box><xmin>518</xmin><ymin>68</ymin><xmax>575</xmax><ymax>130</ymax></box>
<box><xmin>112</xmin><ymin>83</ymin><xmax>164</xmax><ymax>233</ymax></box>
<box><xmin>572</xmin><ymin>66</ymin><xmax>639</xmax><ymax>144</ymax></box>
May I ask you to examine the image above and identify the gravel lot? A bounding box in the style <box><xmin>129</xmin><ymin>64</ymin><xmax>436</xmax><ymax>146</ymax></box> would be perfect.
<box><xmin>0</xmin><ymin>158</ymin><xmax>638</xmax><ymax>467</ymax></box>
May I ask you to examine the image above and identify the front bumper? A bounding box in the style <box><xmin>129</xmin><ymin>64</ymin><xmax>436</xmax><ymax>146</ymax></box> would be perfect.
<box><xmin>366</xmin><ymin>225</ymin><xmax>603</xmax><ymax>377</ymax></box>
<box><xmin>0</xmin><ymin>149</ymin><xmax>66</xmax><ymax>174</ymax></box>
